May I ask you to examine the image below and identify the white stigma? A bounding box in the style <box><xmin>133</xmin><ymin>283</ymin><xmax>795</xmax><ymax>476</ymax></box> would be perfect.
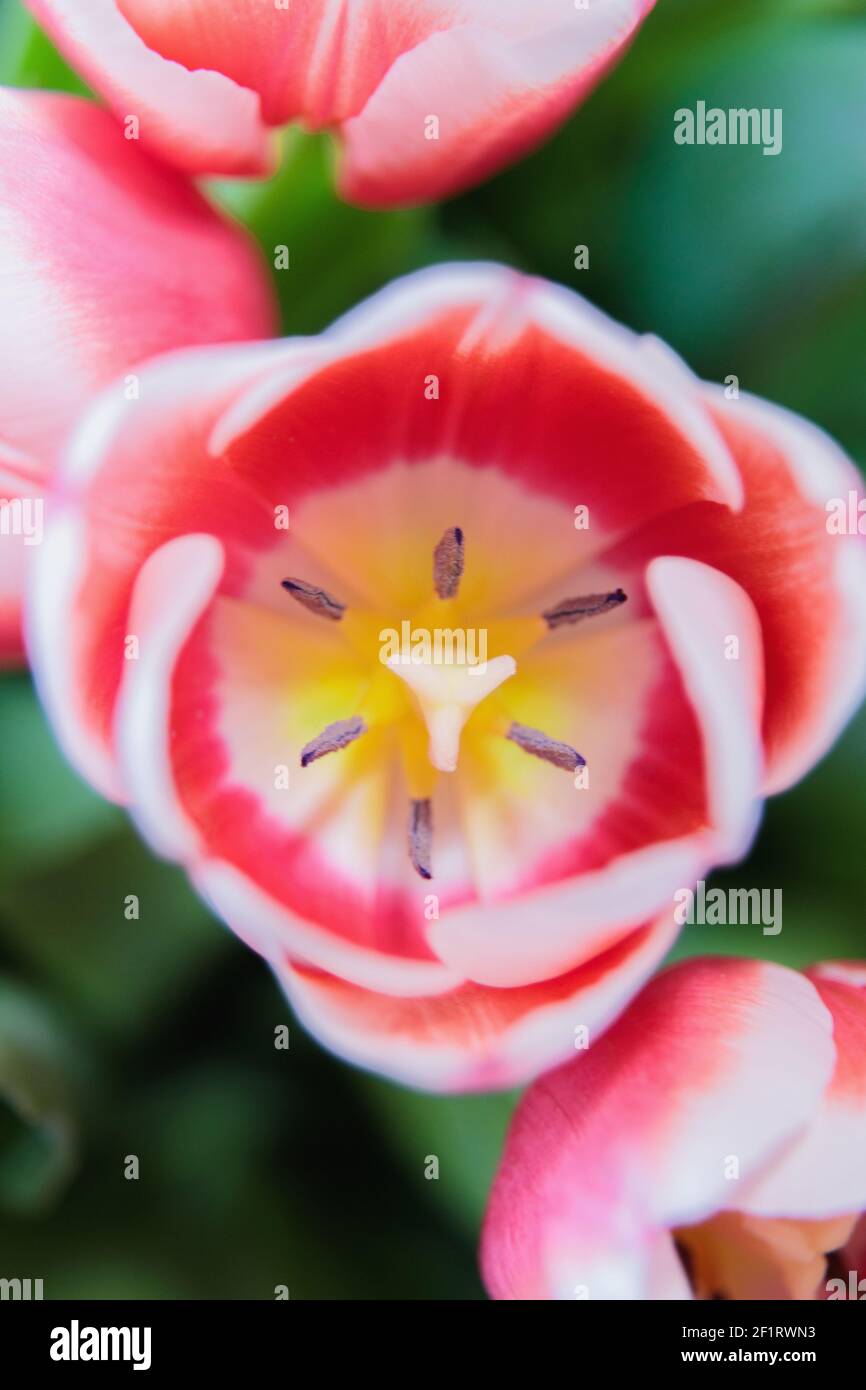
<box><xmin>386</xmin><ymin>653</ymin><xmax>517</xmax><ymax>773</ymax></box>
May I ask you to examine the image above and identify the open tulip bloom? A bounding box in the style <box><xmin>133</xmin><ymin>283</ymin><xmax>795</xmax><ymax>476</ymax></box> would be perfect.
<box><xmin>481</xmin><ymin>957</ymin><xmax>866</xmax><ymax>1301</ymax></box>
<box><xmin>26</xmin><ymin>0</ymin><xmax>657</xmax><ymax>205</ymax></box>
<box><xmin>26</xmin><ymin>263</ymin><xmax>866</xmax><ymax>1092</ymax></box>
<box><xmin>0</xmin><ymin>87</ymin><xmax>275</xmax><ymax>663</ymax></box>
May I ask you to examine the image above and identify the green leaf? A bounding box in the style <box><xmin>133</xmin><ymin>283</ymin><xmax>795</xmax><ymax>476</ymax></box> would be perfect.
<box><xmin>0</xmin><ymin>676</ymin><xmax>122</xmax><ymax>878</ymax></box>
<box><xmin>757</xmin><ymin>706</ymin><xmax>866</xmax><ymax>922</ymax></box>
<box><xmin>0</xmin><ymin>977</ymin><xmax>80</xmax><ymax>1212</ymax></box>
<box><xmin>209</xmin><ymin>130</ymin><xmax>433</xmax><ymax>336</ymax></box>
<box><xmin>460</xmin><ymin>11</ymin><xmax>866</xmax><ymax>469</ymax></box>
<box><xmin>0</xmin><ymin>824</ymin><xmax>229</xmax><ymax>1037</ymax></box>
<box><xmin>667</xmin><ymin>884</ymin><xmax>864</xmax><ymax>973</ymax></box>
<box><xmin>359</xmin><ymin>1076</ymin><xmax>518</xmax><ymax>1237</ymax></box>
<box><xmin>0</xmin><ymin>0</ymin><xmax>90</xmax><ymax>93</ymax></box>
<box><xmin>613</xmin><ymin>20</ymin><xmax>866</xmax><ymax>379</ymax></box>
<box><xmin>669</xmin><ymin>707</ymin><xmax>866</xmax><ymax>972</ymax></box>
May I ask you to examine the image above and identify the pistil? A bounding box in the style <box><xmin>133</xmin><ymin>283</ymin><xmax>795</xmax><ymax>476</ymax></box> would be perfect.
<box><xmin>387</xmin><ymin>653</ymin><xmax>517</xmax><ymax>773</ymax></box>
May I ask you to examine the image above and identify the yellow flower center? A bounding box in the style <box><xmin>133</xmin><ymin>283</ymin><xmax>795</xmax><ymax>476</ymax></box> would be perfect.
<box><xmin>284</xmin><ymin>526</ymin><xmax>625</xmax><ymax>879</ymax></box>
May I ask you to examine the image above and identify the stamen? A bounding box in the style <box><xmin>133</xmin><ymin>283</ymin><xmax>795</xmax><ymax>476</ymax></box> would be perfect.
<box><xmin>433</xmin><ymin>526</ymin><xmax>465</xmax><ymax>600</ymax></box>
<box><xmin>542</xmin><ymin>588</ymin><xmax>627</xmax><ymax>629</ymax></box>
<box><xmin>408</xmin><ymin>798</ymin><xmax>433</xmax><ymax>879</ymax></box>
<box><xmin>282</xmin><ymin>577</ymin><xmax>345</xmax><ymax>621</ymax></box>
<box><xmin>506</xmin><ymin>721</ymin><xmax>585</xmax><ymax>772</ymax></box>
<box><xmin>300</xmin><ymin>716</ymin><xmax>366</xmax><ymax>767</ymax></box>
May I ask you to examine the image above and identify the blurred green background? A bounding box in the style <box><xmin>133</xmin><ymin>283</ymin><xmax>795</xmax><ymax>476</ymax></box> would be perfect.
<box><xmin>1</xmin><ymin>0</ymin><xmax>864</xmax><ymax>1299</ymax></box>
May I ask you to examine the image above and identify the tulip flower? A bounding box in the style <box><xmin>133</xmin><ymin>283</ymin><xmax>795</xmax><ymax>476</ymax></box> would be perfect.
<box><xmin>26</xmin><ymin>0</ymin><xmax>657</xmax><ymax>205</ymax></box>
<box><xmin>27</xmin><ymin>264</ymin><xmax>866</xmax><ymax>1090</ymax></box>
<box><xmin>0</xmin><ymin>87</ymin><xmax>275</xmax><ymax>663</ymax></box>
<box><xmin>481</xmin><ymin>957</ymin><xmax>866</xmax><ymax>1300</ymax></box>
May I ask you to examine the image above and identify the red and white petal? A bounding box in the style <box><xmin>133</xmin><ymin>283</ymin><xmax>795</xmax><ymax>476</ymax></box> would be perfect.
<box><xmin>0</xmin><ymin>530</ymin><xmax>31</xmax><ymax>667</ymax></box>
<box><xmin>25</xmin><ymin>0</ymin><xmax>273</xmax><ymax>175</ymax></box>
<box><xmin>109</xmin><ymin>534</ymin><xmax>459</xmax><ymax>994</ymax></box>
<box><xmin>646</xmin><ymin>556</ymin><xmax>764</xmax><ymax>855</ymax></box>
<box><xmin>430</xmin><ymin>557</ymin><xmax>764</xmax><ymax>988</ymax></box>
<box><xmin>339</xmin><ymin>1</ymin><xmax>656</xmax><ymax>206</ymax></box>
<box><xmin>737</xmin><ymin>963</ymin><xmax>866</xmax><ymax>1220</ymax></box>
<box><xmin>114</xmin><ymin>532</ymin><xmax>225</xmax><ymax>861</ymax></box>
<box><xmin>0</xmin><ymin>90</ymin><xmax>273</xmax><ymax>466</ymax></box>
<box><xmin>166</xmin><ymin>596</ymin><xmax>458</xmax><ymax>979</ymax></box>
<box><xmin>0</xmin><ymin>442</ymin><xmax>42</xmax><ymax>666</ymax></box>
<box><xmin>455</xmin><ymin>616</ymin><xmax>702</xmax><ymax>900</ymax></box>
<box><xmin>480</xmin><ymin>958</ymin><xmax>834</xmax><ymax>1299</ymax></box>
<box><xmin>604</xmin><ymin>385</ymin><xmax>866</xmax><ymax>796</ymax></box>
<box><xmin>197</xmin><ymin>861</ymin><xmax>461</xmax><ymax>998</ymax></box>
<box><xmin>275</xmin><ymin>913</ymin><xmax>677</xmax><ymax>1093</ymax></box>
<box><xmin>544</xmin><ymin>1228</ymin><xmax>693</xmax><ymax>1302</ymax></box>
<box><xmin>27</xmin><ymin>340</ymin><xmax>301</xmax><ymax>797</ymax></box>
<box><xmin>116</xmin><ymin>0</ymin><xmax>461</xmax><ymax>130</ymax></box>
<box><xmin>707</xmin><ymin>392</ymin><xmax>866</xmax><ymax>794</ymax></box>
<box><xmin>215</xmin><ymin>265</ymin><xmax>742</xmax><ymax>575</ymax></box>
<box><xmin>30</xmin><ymin>1</ymin><xmax>654</xmax><ymax>197</ymax></box>
<box><xmin>1</xmin><ymin>87</ymin><xmax>274</xmax><ymax>662</ymax></box>
<box><xmin>0</xmin><ymin>539</ymin><xmax>25</xmax><ymax>665</ymax></box>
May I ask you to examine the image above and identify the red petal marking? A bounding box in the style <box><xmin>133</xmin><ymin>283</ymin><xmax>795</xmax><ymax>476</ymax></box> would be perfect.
<box><xmin>279</xmin><ymin>915</ymin><xmax>675</xmax><ymax>1093</ymax></box>
<box><xmin>219</xmin><ymin>273</ymin><xmax>739</xmax><ymax>533</ymax></box>
<box><xmin>27</xmin><ymin>0</ymin><xmax>272</xmax><ymax>175</ymax></box>
<box><xmin>604</xmin><ymin>389</ymin><xmax>866</xmax><ymax>793</ymax></box>
<box><xmin>169</xmin><ymin>613</ymin><xmax>444</xmax><ymax>962</ymax></box>
<box><xmin>29</xmin><ymin>341</ymin><xmax>305</xmax><ymax>792</ymax></box>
